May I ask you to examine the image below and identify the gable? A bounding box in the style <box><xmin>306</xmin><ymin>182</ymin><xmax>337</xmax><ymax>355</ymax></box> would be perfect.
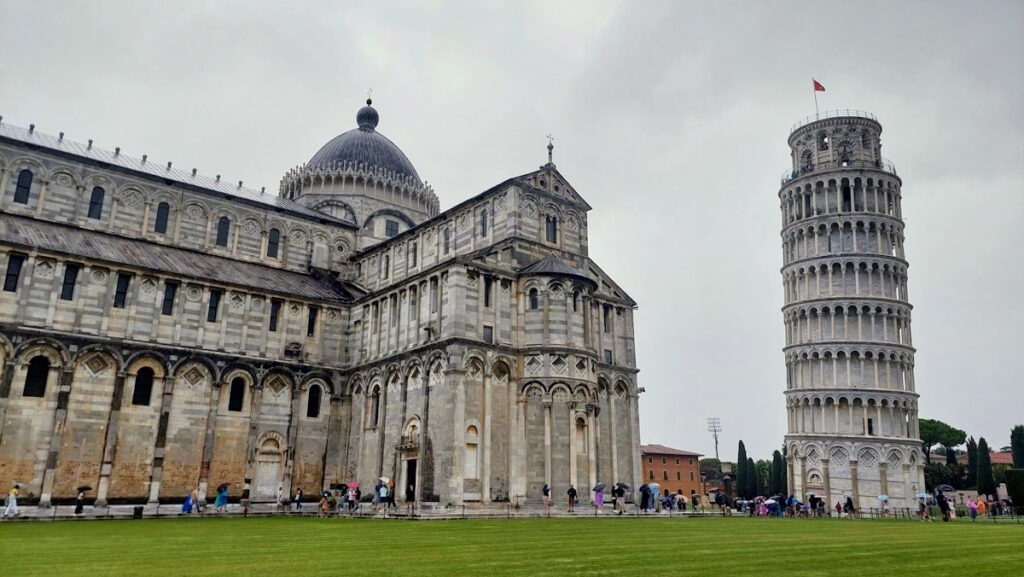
<box><xmin>515</xmin><ymin>166</ymin><xmax>591</xmax><ymax>211</ymax></box>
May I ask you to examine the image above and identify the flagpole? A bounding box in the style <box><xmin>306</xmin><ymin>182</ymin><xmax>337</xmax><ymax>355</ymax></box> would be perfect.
<box><xmin>813</xmin><ymin>81</ymin><xmax>819</xmax><ymax>116</ymax></box>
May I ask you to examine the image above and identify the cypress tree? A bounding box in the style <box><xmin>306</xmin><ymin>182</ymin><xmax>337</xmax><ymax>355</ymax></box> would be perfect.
<box><xmin>737</xmin><ymin>441</ymin><xmax>749</xmax><ymax>499</ymax></box>
<box><xmin>771</xmin><ymin>450</ymin><xmax>786</xmax><ymax>495</ymax></box>
<box><xmin>746</xmin><ymin>458</ymin><xmax>757</xmax><ymax>499</ymax></box>
<box><xmin>1012</xmin><ymin>425</ymin><xmax>1024</xmax><ymax>468</ymax></box>
<box><xmin>966</xmin><ymin>436</ymin><xmax>978</xmax><ymax>488</ymax></box>
<box><xmin>977</xmin><ymin>437</ymin><xmax>996</xmax><ymax>498</ymax></box>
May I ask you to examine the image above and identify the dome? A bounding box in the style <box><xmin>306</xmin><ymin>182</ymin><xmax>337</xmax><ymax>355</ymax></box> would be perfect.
<box><xmin>307</xmin><ymin>99</ymin><xmax>422</xmax><ymax>185</ymax></box>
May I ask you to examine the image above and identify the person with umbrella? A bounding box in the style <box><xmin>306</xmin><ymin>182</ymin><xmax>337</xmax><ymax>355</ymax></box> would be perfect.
<box><xmin>613</xmin><ymin>483</ymin><xmax>628</xmax><ymax>515</ymax></box>
<box><xmin>567</xmin><ymin>485</ymin><xmax>577</xmax><ymax>513</ymax></box>
<box><xmin>378</xmin><ymin>478</ymin><xmax>388</xmax><ymax>513</ymax></box>
<box><xmin>346</xmin><ymin>483</ymin><xmax>358</xmax><ymax>512</ymax></box>
<box><xmin>319</xmin><ymin>491</ymin><xmax>330</xmax><ymax>517</ymax></box>
<box><xmin>593</xmin><ymin>483</ymin><xmax>605</xmax><ymax>513</ymax></box>
<box><xmin>4</xmin><ymin>483</ymin><xmax>21</xmax><ymax>518</ymax></box>
<box><xmin>75</xmin><ymin>485</ymin><xmax>91</xmax><ymax>515</ymax></box>
<box><xmin>214</xmin><ymin>483</ymin><xmax>229</xmax><ymax>513</ymax></box>
<box><xmin>542</xmin><ymin>483</ymin><xmax>550</xmax><ymax>514</ymax></box>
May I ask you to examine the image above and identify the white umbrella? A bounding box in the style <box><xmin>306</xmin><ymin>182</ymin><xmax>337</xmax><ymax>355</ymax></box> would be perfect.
<box><xmin>379</xmin><ymin>476</ymin><xmax>390</xmax><ymax>483</ymax></box>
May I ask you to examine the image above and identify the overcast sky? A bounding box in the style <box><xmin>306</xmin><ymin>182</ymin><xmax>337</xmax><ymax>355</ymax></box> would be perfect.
<box><xmin>2</xmin><ymin>0</ymin><xmax>1021</xmax><ymax>461</ymax></box>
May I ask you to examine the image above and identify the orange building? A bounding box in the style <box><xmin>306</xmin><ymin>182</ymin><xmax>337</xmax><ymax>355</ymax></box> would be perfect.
<box><xmin>640</xmin><ymin>444</ymin><xmax>703</xmax><ymax>497</ymax></box>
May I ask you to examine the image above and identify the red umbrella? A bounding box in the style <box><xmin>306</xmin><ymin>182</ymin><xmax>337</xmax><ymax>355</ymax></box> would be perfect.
<box><xmin>347</xmin><ymin>481</ymin><xmax>360</xmax><ymax>488</ymax></box>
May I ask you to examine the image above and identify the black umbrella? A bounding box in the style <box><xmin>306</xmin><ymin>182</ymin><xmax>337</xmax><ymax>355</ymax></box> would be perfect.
<box><xmin>593</xmin><ymin>483</ymin><xmax>606</xmax><ymax>492</ymax></box>
<box><xmin>615</xmin><ymin>482</ymin><xmax>631</xmax><ymax>490</ymax></box>
<box><xmin>217</xmin><ymin>483</ymin><xmax>230</xmax><ymax>492</ymax></box>
<box><xmin>76</xmin><ymin>485</ymin><xmax>93</xmax><ymax>492</ymax></box>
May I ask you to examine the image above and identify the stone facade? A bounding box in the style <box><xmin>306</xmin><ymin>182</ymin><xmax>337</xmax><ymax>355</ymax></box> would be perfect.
<box><xmin>0</xmin><ymin>103</ymin><xmax>642</xmax><ymax>508</ymax></box>
<box><xmin>778</xmin><ymin>111</ymin><xmax>925</xmax><ymax>511</ymax></box>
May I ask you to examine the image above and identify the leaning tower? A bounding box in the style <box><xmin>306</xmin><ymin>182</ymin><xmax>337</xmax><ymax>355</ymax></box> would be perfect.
<box><xmin>779</xmin><ymin>111</ymin><xmax>925</xmax><ymax>512</ymax></box>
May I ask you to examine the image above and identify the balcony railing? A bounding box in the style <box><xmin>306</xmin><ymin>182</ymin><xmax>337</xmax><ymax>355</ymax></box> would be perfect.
<box><xmin>790</xmin><ymin>109</ymin><xmax>878</xmax><ymax>133</ymax></box>
<box><xmin>780</xmin><ymin>157</ymin><xmax>897</xmax><ymax>186</ymax></box>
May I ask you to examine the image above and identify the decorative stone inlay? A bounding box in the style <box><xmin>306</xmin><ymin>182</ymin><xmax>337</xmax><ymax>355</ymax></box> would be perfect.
<box><xmin>494</xmin><ymin>193</ymin><xmax>507</xmax><ymax>213</ymax></box>
<box><xmin>55</xmin><ymin>173</ymin><xmax>73</xmax><ymax>187</ymax></box>
<box><xmin>395</xmin><ymin>243</ymin><xmax>405</xmax><ymax>257</ymax></box>
<box><xmin>292</xmin><ymin>230</ymin><xmax>305</xmax><ymax>243</ymax></box>
<box><xmin>313</xmin><ymin>232</ymin><xmax>328</xmax><ymax>245</ymax></box>
<box><xmin>467</xmin><ymin>273</ymin><xmax>478</xmax><ymax>288</ymax></box>
<box><xmin>523</xmin><ymin>199</ymin><xmax>537</xmax><ymax>218</ymax></box>
<box><xmin>335</xmin><ymin>242</ymin><xmax>348</xmax><ymax>255</ymax></box>
<box><xmin>526</xmin><ymin>388</ymin><xmax>542</xmax><ymax>401</ymax></box>
<box><xmin>425</xmin><ymin>229</ymin><xmax>435</xmax><ymax>243</ymax></box>
<box><xmin>501</xmin><ymin>279</ymin><xmax>511</xmax><ymax>294</ymax></box>
<box><xmin>186</xmin><ymin>285</ymin><xmax>203</xmax><ymax>301</ymax></box>
<box><xmin>230</xmin><ymin>293</ymin><xmax>245</xmax><ymax>308</ymax></box>
<box><xmin>575</xmin><ymin>359</ymin><xmax>587</xmax><ymax>375</ymax></box>
<box><xmin>887</xmin><ymin>451</ymin><xmax>903</xmax><ymax>470</ymax></box>
<box><xmin>182</xmin><ymin>367</ymin><xmax>205</xmax><ymax>388</ymax></box>
<box><xmin>456</xmin><ymin>213</ymin><xmax>468</xmax><ymax>232</ymax></box>
<box><xmin>122</xmin><ymin>189</ymin><xmax>143</xmax><ymax>207</ymax></box>
<box><xmin>84</xmin><ymin>355</ymin><xmax>109</xmax><ymax>376</ymax></box>
<box><xmin>327</xmin><ymin>309</ymin><xmax>338</xmax><ymax>321</ymax></box>
<box><xmin>140</xmin><ymin>277</ymin><xmax>157</xmax><ymax>293</ymax></box>
<box><xmin>858</xmin><ymin>449</ymin><xmax>878</xmax><ymax>468</ymax></box>
<box><xmin>185</xmin><ymin>204</ymin><xmax>204</xmax><ymax>219</ymax></box>
<box><xmin>525</xmin><ymin>356</ymin><xmax>542</xmax><ymax>375</ymax></box>
<box><xmin>34</xmin><ymin>259</ymin><xmax>55</xmax><ymax>278</ymax></box>
<box><xmin>91</xmin><ymin>269</ymin><xmax>107</xmax><ymax>284</ymax></box>
<box><xmin>288</xmin><ymin>303</ymin><xmax>302</xmax><ymax>317</ymax></box>
<box><xmin>243</xmin><ymin>219</ymin><xmax>259</xmax><ymax>234</ymax></box>
<box><xmin>553</xmin><ymin>390</ymin><xmax>569</xmax><ymax>403</ymax></box>
<box><xmin>567</xmin><ymin>214</ymin><xmax>580</xmax><ymax>231</ymax></box>
<box><xmin>551</xmin><ymin>355</ymin><xmax>567</xmax><ymax>374</ymax></box>
<box><xmin>251</xmin><ymin>297</ymin><xmax>264</xmax><ymax>311</ymax></box>
<box><xmin>829</xmin><ymin>447</ymin><xmax>849</xmax><ymax>466</ymax></box>
<box><xmin>266</xmin><ymin>376</ymin><xmax>287</xmax><ymax>396</ymax></box>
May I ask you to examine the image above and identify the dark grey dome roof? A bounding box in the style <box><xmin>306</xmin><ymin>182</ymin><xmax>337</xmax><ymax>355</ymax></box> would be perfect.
<box><xmin>307</xmin><ymin>99</ymin><xmax>421</xmax><ymax>185</ymax></box>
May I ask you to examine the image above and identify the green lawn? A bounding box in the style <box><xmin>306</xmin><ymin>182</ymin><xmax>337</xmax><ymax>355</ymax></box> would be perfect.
<box><xmin>1</xmin><ymin>516</ymin><xmax>1021</xmax><ymax>576</ymax></box>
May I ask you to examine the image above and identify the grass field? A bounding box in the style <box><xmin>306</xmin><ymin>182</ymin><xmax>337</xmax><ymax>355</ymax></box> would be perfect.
<box><xmin>1</xmin><ymin>516</ymin><xmax>1022</xmax><ymax>576</ymax></box>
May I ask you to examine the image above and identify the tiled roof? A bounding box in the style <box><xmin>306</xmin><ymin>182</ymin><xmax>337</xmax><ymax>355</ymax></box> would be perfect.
<box><xmin>0</xmin><ymin>214</ymin><xmax>355</xmax><ymax>302</ymax></box>
<box><xmin>641</xmin><ymin>444</ymin><xmax>703</xmax><ymax>457</ymax></box>
<box><xmin>0</xmin><ymin>121</ymin><xmax>346</xmax><ymax>224</ymax></box>
<box><xmin>519</xmin><ymin>254</ymin><xmax>595</xmax><ymax>285</ymax></box>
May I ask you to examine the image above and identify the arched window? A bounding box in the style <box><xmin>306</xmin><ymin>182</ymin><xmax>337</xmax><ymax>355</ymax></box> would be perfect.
<box><xmin>154</xmin><ymin>202</ymin><xmax>170</xmax><ymax>234</ymax></box>
<box><xmin>443</xmin><ymin>228</ymin><xmax>451</xmax><ymax>254</ymax></box>
<box><xmin>676</xmin><ymin>471</ymin><xmax>681</xmax><ymax>481</ymax></box>
<box><xmin>23</xmin><ymin>355</ymin><xmax>50</xmax><ymax>397</ymax></box>
<box><xmin>663</xmin><ymin>471</ymin><xmax>668</xmax><ymax>481</ymax></box>
<box><xmin>480</xmin><ymin>210</ymin><xmax>488</xmax><ymax>237</ymax></box>
<box><xmin>13</xmin><ymin>170</ymin><xmax>32</xmax><ymax>204</ymax></box>
<box><xmin>88</xmin><ymin>187</ymin><xmax>105</xmax><ymax>219</ymax></box>
<box><xmin>267</xmin><ymin>228</ymin><xmax>280</xmax><ymax>258</ymax></box>
<box><xmin>529</xmin><ymin>288</ymin><xmax>539</xmax><ymax>310</ymax></box>
<box><xmin>465</xmin><ymin>425</ymin><xmax>479</xmax><ymax>479</ymax></box>
<box><xmin>572</xmin><ymin>290</ymin><xmax>579</xmax><ymax>312</ymax></box>
<box><xmin>216</xmin><ymin>216</ymin><xmax>230</xmax><ymax>247</ymax></box>
<box><xmin>545</xmin><ymin>215</ymin><xmax>558</xmax><ymax>243</ymax></box>
<box><xmin>649</xmin><ymin>470</ymin><xmax>654</xmax><ymax>480</ymax></box>
<box><xmin>132</xmin><ymin>367</ymin><xmax>154</xmax><ymax>406</ymax></box>
<box><xmin>369</xmin><ymin>386</ymin><xmax>381</xmax><ymax>427</ymax></box>
<box><xmin>228</xmin><ymin>377</ymin><xmax>245</xmax><ymax>412</ymax></box>
<box><xmin>306</xmin><ymin>384</ymin><xmax>322</xmax><ymax>418</ymax></box>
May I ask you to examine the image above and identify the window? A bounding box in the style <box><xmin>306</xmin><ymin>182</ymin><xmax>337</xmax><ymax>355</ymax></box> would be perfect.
<box><xmin>648</xmin><ymin>456</ymin><xmax>653</xmax><ymax>464</ymax></box>
<box><xmin>689</xmin><ymin>458</ymin><xmax>693</xmax><ymax>466</ymax></box>
<box><xmin>228</xmin><ymin>377</ymin><xmax>246</xmax><ymax>412</ymax></box>
<box><xmin>87</xmin><ymin>187</ymin><xmax>105</xmax><ymax>219</ymax></box>
<box><xmin>545</xmin><ymin>215</ymin><xmax>558</xmax><ymax>243</ymax></box>
<box><xmin>484</xmin><ymin>277</ymin><xmax>492</xmax><ymax>308</ymax></box>
<box><xmin>677</xmin><ymin>471</ymin><xmax>681</xmax><ymax>481</ymax></box>
<box><xmin>604</xmin><ymin>349</ymin><xmax>613</xmax><ymax>364</ymax></box>
<box><xmin>663</xmin><ymin>471</ymin><xmax>668</xmax><ymax>481</ymax></box>
<box><xmin>867</xmin><ymin>418</ymin><xmax>874</xmax><ymax>436</ymax></box>
<box><xmin>307</xmin><ymin>306</ymin><xmax>318</xmax><ymax>336</ymax></box>
<box><xmin>483</xmin><ymin>325</ymin><xmax>493</xmax><ymax>344</ymax></box>
<box><xmin>465</xmin><ymin>425</ymin><xmax>479</xmax><ymax>478</ymax></box>
<box><xmin>161</xmin><ymin>282</ymin><xmax>178</xmax><ymax>315</ymax></box>
<box><xmin>410</xmin><ymin>242</ymin><xmax>417</xmax><ymax>267</ymax></box>
<box><xmin>306</xmin><ymin>384</ymin><xmax>322</xmax><ymax>418</ymax></box>
<box><xmin>369</xmin><ymin>387</ymin><xmax>381</xmax><ymax>427</ymax></box>
<box><xmin>207</xmin><ymin>289</ymin><xmax>222</xmax><ymax>322</ymax></box>
<box><xmin>269</xmin><ymin>299</ymin><xmax>282</xmax><ymax>332</ymax></box>
<box><xmin>216</xmin><ymin>217</ymin><xmax>230</xmax><ymax>247</ymax></box>
<box><xmin>572</xmin><ymin>290</ymin><xmax>579</xmax><ymax>312</ymax></box>
<box><xmin>154</xmin><ymin>202</ymin><xmax>170</xmax><ymax>234</ymax></box>
<box><xmin>385</xmin><ymin>220</ymin><xmax>399</xmax><ymax>237</ymax></box>
<box><xmin>529</xmin><ymin>288</ymin><xmax>539</xmax><ymax>310</ymax></box>
<box><xmin>132</xmin><ymin>367</ymin><xmax>154</xmax><ymax>406</ymax></box>
<box><xmin>649</xmin><ymin>470</ymin><xmax>654</xmax><ymax>480</ymax></box>
<box><xmin>443</xmin><ymin>228</ymin><xmax>450</xmax><ymax>254</ymax></box>
<box><xmin>675</xmin><ymin>458</ymin><xmax>680</xmax><ymax>465</ymax></box>
<box><xmin>690</xmin><ymin>471</ymin><xmax>695</xmax><ymax>481</ymax></box>
<box><xmin>267</xmin><ymin>228</ymin><xmax>280</xmax><ymax>258</ymax></box>
<box><xmin>60</xmin><ymin>263</ymin><xmax>80</xmax><ymax>301</ymax></box>
<box><xmin>23</xmin><ymin>356</ymin><xmax>50</xmax><ymax>397</ymax></box>
<box><xmin>382</xmin><ymin>255</ymin><xmax>389</xmax><ymax>279</ymax></box>
<box><xmin>603</xmin><ymin>305</ymin><xmax>611</xmax><ymax>332</ymax></box>
<box><xmin>3</xmin><ymin>254</ymin><xmax>25</xmax><ymax>292</ymax></box>
<box><xmin>662</xmin><ymin>457</ymin><xmax>666</xmax><ymax>464</ymax></box>
<box><xmin>480</xmin><ymin>211</ymin><xmax>488</xmax><ymax>237</ymax></box>
<box><xmin>13</xmin><ymin>170</ymin><xmax>32</xmax><ymax>204</ymax></box>
<box><xmin>113</xmin><ymin>273</ymin><xmax>131</xmax><ymax>308</ymax></box>
<box><xmin>430</xmin><ymin>278</ymin><xmax>438</xmax><ymax>313</ymax></box>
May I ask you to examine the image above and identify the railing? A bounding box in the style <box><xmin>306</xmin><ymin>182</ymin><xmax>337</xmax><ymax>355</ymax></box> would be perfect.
<box><xmin>780</xmin><ymin>157</ymin><xmax>897</xmax><ymax>186</ymax></box>
<box><xmin>790</xmin><ymin>110</ymin><xmax>879</xmax><ymax>133</ymax></box>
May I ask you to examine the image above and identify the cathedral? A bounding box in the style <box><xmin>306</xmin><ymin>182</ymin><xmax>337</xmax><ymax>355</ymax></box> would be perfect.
<box><xmin>0</xmin><ymin>100</ymin><xmax>642</xmax><ymax>508</ymax></box>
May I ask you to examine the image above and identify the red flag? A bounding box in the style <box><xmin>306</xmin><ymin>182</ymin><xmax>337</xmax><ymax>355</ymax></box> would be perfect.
<box><xmin>813</xmin><ymin>79</ymin><xmax>825</xmax><ymax>92</ymax></box>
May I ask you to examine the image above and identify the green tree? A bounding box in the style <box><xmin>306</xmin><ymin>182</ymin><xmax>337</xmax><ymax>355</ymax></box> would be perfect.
<box><xmin>745</xmin><ymin>458</ymin><xmax>757</xmax><ymax>498</ymax></box>
<box><xmin>699</xmin><ymin>458</ymin><xmax>722</xmax><ymax>481</ymax></box>
<box><xmin>736</xmin><ymin>442</ymin><xmax>749</xmax><ymax>499</ymax></box>
<box><xmin>755</xmin><ymin>460</ymin><xmax>771</xmax><ymax>496</ymax></box>
<box><xmin>977</xmin><ymin>437</ymin><xmax>996</xmax><ymax>498</ymax></box>
<box><xmin>771</xmin><ymin>450</ymin><xmax>786</xmax><ymax>495</ymax></box>
<box><xmin>1011</xmin><ymin>425</ymin><xmax>1024</xmax><ymax>468</ymax></box>
<box><xmin>919</xmin><ymin>418</ymin><xmax>967</xmax><ymax>464</ymax></box>
<box><xmin>966</xmin><ymin>437</ymin><xmax>978</xmax><ymax>488</ymax></box>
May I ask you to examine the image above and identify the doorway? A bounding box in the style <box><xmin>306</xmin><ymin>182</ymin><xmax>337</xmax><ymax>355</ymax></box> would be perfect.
<box><xmin>254</xmin><ymin>438</ymin><xmax>283</xmax><ymax>501</ymax></box>
<box><xmin>403</xmin><ymin>459</ymin><xmax>417</xmax><ymax>502</ymax></box>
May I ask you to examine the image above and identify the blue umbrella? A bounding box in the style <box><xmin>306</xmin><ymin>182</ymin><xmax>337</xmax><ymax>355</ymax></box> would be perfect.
<box><xmin>916</xmin><ymin>492</ymin><xmax>930</xmax><ymax>499</ymax></box>
<box><xmin>878</xmin><ymin>495</ymin><xmax>889</xmax><ymax>501</ymax></box>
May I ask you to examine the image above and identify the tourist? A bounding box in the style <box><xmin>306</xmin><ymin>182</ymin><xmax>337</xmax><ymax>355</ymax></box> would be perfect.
<box><xmin>277</xmin><ymin>486</ymin><xmax>285</xmax><ymax>513</ymax></box>
<box><xmin>567</xmin><ymin>485</ymin><xmax>577</xmax><ymax>513</ymax></box>
<box><xmin>542</xmin><ymin>484</ymin><xmax>550</xmax><ymax>514</ymax></box>
<box><xmin>613</xmin><ymin>485</ymin><xmax>625</xmax><ymax>515</ymax></box>
<box><xmin>387</xmin><ymin>479</ymin><xmax>396</xmax><ymax>510</ymax></box>
<box><xmin>347</xmin><ymin>486</ymin><xmax>357</xmax><ymax>512</ymax></box>
<box><xmin>319</xmin><ymin>493</ymin><xmax>329</xmax><ymax>518</ymax></box>
<box><xmin>181</xmin><ymin>492</ymin><xmax>192</xmax><ymax>515</ymax></box>
<box><xmin>594</xmin><ymin>486</ymin><xmax>604</xmax><ymax>512</ymax></box>
<box><xmin>214</xmin><ymin>486</ymin><xmax>228</xmax><ymax>513</ymax></box>
<box><xmin>75</xmin><ymin>490</ymin><xmax>85</xmax><ymax>515</ymax></box>
<box><xmin>835</xmin><ymin>501</ymin><xmax>843</xmax><ymax>518</ymax></box>
<box><xmin>936</xmin><ymin>492</ymin><xmax>950</xmax><ymax>522</ymax></box>
<box><xmin>378</xmin><ymin>483</ymin><xmax>388</xmax><ymax>513</ymax></box>
<box><xmin>190</xmin><ymin>486</ymin><xmax>201</xmax><ymax>514</ymax></box>
<box><xmin>295</xmin><ymin>488</ymin><xmax>303</xmax><ymax>512</ymax></box>
<box><xmin>967</xmin><ymin>497</ymin><xmax>977</xmax><ymax>522</ymax></box>
<box><xmin>4</xmin><ymin>485</ymin><xmax>19</xmax><ymax>518</ymax></box>
<box><xmin>844</xmin><ymin>496</ymin><xmax>855</xmax><ymax>519</ymax></box>
<box><xmin>639</xmin><ymin>485</ymin><xmax>648</xmax><ymax>513</ymax></box>
<box><xmin>406</xmin><ymin>483</ymin><xmax>415</xmax><ymax>511</ymax></box>
<box><xmin>373</xmin><ymin>481</ymin><xmax>382</xmax><ymax>511</ymax></box>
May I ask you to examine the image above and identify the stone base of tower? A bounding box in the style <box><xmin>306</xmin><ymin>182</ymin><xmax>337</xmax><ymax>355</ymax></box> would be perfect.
<box><xmin>785</xmin><ymin>435</ymin><xmax>925</xmax><ymax>512</ymax></box>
